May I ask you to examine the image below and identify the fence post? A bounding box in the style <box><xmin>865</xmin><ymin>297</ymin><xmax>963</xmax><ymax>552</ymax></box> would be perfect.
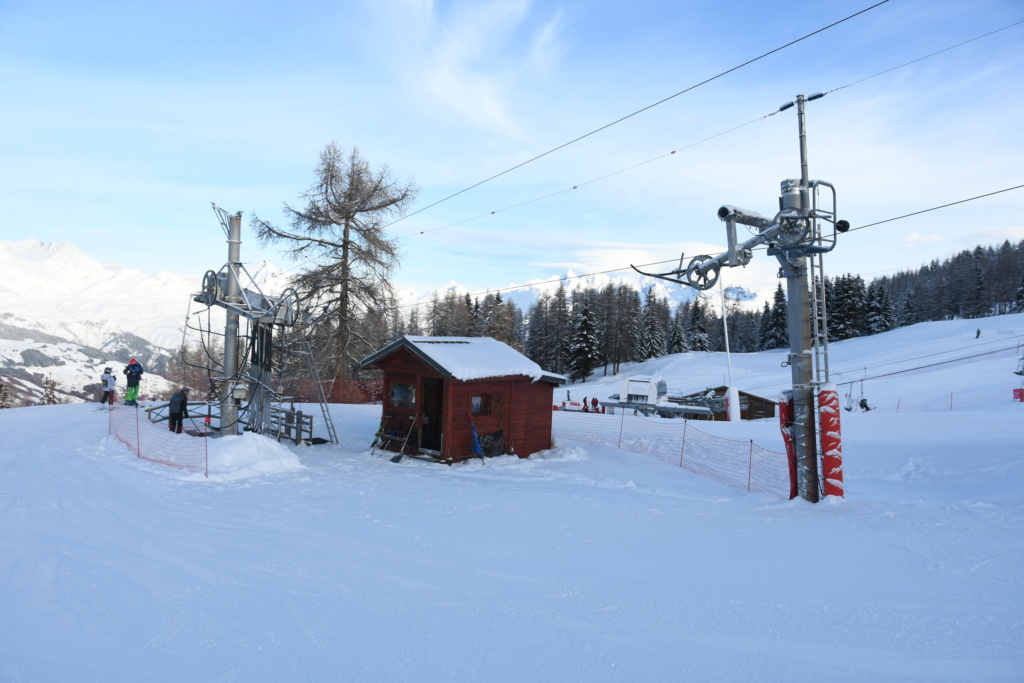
<box><xmin>617</xmin><ymin>408</ymin><xmax>625</xmax><ymax>450</ymax></box>
<box><xmin>679</xmin><ymin>420</ymin><xmax>688</xmax><ymax>468</ymax></box>
<box><xmin>747</xmin><ymin>440</ymin><xmax>754</xmax><ymax>491</ymax></box>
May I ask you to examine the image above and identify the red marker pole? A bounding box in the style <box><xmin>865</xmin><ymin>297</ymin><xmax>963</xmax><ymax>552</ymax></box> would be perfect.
<box><xmin>818</xmin><ymin>383</ymin><xmax>844</xmax><ymax>498</ymax></box>
<box><xmin>779</xmin><ymin>391</ymin><xmax>798</xmax><ymax>500</ymax></box>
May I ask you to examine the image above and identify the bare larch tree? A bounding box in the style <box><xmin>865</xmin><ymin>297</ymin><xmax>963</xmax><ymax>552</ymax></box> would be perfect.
<box><xmin>251</xmin><ymin>143</ymin><xmax>417</xmax><ymax>381</ymax></box>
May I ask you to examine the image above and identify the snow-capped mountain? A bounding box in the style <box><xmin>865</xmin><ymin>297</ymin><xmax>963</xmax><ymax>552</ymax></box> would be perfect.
<box><xmin>0</xmin><ymin>239</ymin><xmax>290</xmax><ymax>404</ymax></box>
<box><xmin>0</xmin><ymin>238</ymin><xmax>751</xmax><ymax>405</ymax></box>
<box><xmin>398</xmin><ymin>267</ymin><xmax>710</xmax><ymax>314</ymax></box>
<box><xmin>1</xmin><ymin>239</ymin><xmax>202</xmax><ymax>349</ymax></box>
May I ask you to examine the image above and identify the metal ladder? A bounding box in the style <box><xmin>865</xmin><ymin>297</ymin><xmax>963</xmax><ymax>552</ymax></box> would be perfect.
<box><xmin>294</xmin><ymin>340</ymin><xmax>338</xmax><ymax>445</ymax></box>
<box><xmin>808</xmin><ymin>252</ymin><xmax>830</xmax><ymax>386</ymax></box>
<box><xmin>807</xmin><ymin>195</ymin><xmax>833</xmax><ymax>500</ymax></box>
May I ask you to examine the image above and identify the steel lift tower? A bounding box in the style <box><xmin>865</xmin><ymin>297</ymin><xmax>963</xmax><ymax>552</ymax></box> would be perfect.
<box><xmin>634</xmin><ymin>94</ymin><xmax>849</xmax><ymax>502</ymax></box>
<box><xmin>195</xmin><ymin>204</ymin><xmax>301</xmax><ymax>437</ymax></box>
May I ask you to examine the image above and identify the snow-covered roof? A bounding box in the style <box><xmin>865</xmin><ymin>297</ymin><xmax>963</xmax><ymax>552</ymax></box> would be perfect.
<box><xmin>626</xmin><ymin>374</ymin><xmax>664</xmax><ymax>383</ymax></box>
<box><xmin>360</xmin><ymin>336</ymin><xmax>566</xmax><ymax>385</ymax></box>
<box><xmin>676</xmin><ymin>386</ymin><xmax>777</xmax><ymax>403</ymax></box>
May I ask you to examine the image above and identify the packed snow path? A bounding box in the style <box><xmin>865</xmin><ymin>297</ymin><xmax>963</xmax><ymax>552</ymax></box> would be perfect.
<box><xmin>1</xmin><ymin>400</ymin><xmax>1021</xmax><ymax>681</ymax></box>
<box><xmin>3</xmin><ymin>314</ymin><xmax>1024</xmax><ymax>681</ymax></box>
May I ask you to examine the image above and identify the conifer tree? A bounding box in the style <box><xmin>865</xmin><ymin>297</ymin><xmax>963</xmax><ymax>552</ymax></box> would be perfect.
<box><xmin>0</xmin><ymin>377</ymin><xmax>12</xmax><ymax>409</ymax></box>
<box><xmin>866</xmin><ymin>281</ymin><xmax>897</xmax><ymax>334</ymax></box>
<box><xmin>524</xmin><ymin>294</ymin><xmax>551</xmax><ymax>366</ymax></box>
<box><xmin>830</xmin><ymin>275</ymin><xmax>867</xmax><ymax>340</ymax></box>
<box><xmin>467</xmin><ymin>294</ymin><xmax>481</xmax><ymax>336</ymax></box>
<box><xmin>992</xmin><ymin>240</ymin><xmax>1021</xmax><ymax>314</ymax></box>
<box><xmin>758</xmin><ymin>301</ymin><xmax>773</xmax><ymax>350</ymax></box>
<box><xmin>688</xmin><ymin>298</ymin><xmax>710</xmax><ymax>352</ymax></box>
<box><xmin>731</xmin><ymin>306</ymin><xmax>761</xmax><ymax>352</ymax></box>
<box><xmin>620</xmin><ymin>285</ymin><xmax>641</xmax><ymax>366</ymax></box>
<box><xmin>962</xmin><ymin>260</ymin><xmax>989</xmax><ymax>319</ymax></box>
<box><xmin>40</xmin><ymin>376</ymin><xmax>59</xmax><ymax>405</ymax></box>
<box><xmin>250</xmin><ymin>143</ymin><xmax>416</xmax><ymax>381</ymax></box>
<box><xmin>548</xmin><ymin>284</ymin><xmax>572</xmax><ymax>375</ymax></box>
<box><xmin>427</xmin><ymin>293</ymin><xmax>444</xmax><ymax>335</ymax></box>
<box><xmin>1014</xmin><ymin>272</ymin><xmax>1024</xmax><ymax>313</ymax></box>
<box><xmin>389</xmin><ymin>307</ymin><xmax>406</xmax><ymax>341</ymax></box>
<box><xmin>594</xmin><ymin>283</ymin><xmax>635</xmax><ymax>375</ymax></box>
<box><xmin>638</xmin><ymin>286</ymin><xmax>666</xmax><ymax>360</ymax></box>
<box><xmin>898</xmin><ymin>288</ymin><xmax>919</xmax><ymax>326</ymax></box>
<box><xmin>761</xmin><ymin>283</ymin><xmax>788</xmax><ymax>349</ymax></box>
<box><xmin>667</xmin><ymin>306</ymin><xmax>689</xmax><ymax>354</ymax></box>
<box><xmin>568</xmin><ymin>297</ymin><xmax>599</xmax><ymax>383</ymax></box>
<box><xmin>487</xmin><ymin>293</ymin><xmax>518</xmax><ymax>345</ymax></box>
<box><xmin>407</xmin><ymin>307</ymin><xmax>423</xmax><ymax>336</ymax></box>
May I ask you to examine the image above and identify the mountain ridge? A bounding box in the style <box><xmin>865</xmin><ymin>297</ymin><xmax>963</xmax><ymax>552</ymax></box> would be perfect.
<box><xmin>0</xmin><ymin>238</ymin><xmax>750</xmax><ymax>404</ymax></box>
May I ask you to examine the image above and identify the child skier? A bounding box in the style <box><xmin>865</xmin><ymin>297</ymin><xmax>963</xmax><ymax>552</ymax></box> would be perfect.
<box><xmin>123</xmin><ymin>358</ymin><xmax>144</xmax><ymax>406</ymax></box>
<box><xmin>99</xmin><ymin>367</ymin><xmax>116</xmax><ymax>408</ymax></box>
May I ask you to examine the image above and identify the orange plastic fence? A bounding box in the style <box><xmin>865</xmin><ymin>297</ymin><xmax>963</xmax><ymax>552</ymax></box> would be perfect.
<box><xmin>552</xmin><ymin>411</ymin><xmax>791</xmax><ymax>497</ymax></box>
<box><xmin>109</xmin><ymin>403</ymin><xmax>208</xmax><ymax>477</ymax></box>
<box><xmin>327</xmin><ymin>380</ymin><xmax>383</xmax><ymax>404</ymax></box>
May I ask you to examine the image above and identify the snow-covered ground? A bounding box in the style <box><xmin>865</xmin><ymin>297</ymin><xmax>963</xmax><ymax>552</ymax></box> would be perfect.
<box><xmin>2</xmin><ymin>315</ymin><xmax>1023</xmax><ymax>681</ymax></box>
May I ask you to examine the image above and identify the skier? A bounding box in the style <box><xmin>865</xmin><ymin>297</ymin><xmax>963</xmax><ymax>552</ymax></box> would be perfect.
<box><xmin>99</xmin><ymin>367</ymin><xmax>116</xmax><ymax>408</ymax></box>
<box><xmin>123</xmin><ymin>358</ymin><xmax>144</xmax><ymax>406</ymax></box>
<box><xmin>859</xmin><ymin>397</ymin><xmax>873</xmax><ymax>412</ymax></box>
<box><xmin>168</xmin><ymin>387</ymin><xmax>189</xmax><ymax>434</ymax></box>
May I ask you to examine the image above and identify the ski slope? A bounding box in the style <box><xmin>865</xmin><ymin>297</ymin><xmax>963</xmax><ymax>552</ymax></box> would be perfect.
<box><xmin>1</xmin><ymin>315</ymin><xmax>1023</xmax><ymax>681</ymax></box>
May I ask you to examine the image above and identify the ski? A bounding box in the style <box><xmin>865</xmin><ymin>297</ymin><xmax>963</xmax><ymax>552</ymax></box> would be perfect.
<box><xmin>390</xmin><ymin>412</ymin><xmax>419</xmax><ymax>463</ymax></box>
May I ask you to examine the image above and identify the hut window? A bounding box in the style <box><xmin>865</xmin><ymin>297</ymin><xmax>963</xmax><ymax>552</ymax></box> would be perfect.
<box><xmin>390</xmin><ymin>383</ymin><xmax>416</xmax><ymax>408</ymax></box>
<box><xmin>471</xmin><ymin>393</ymin><xmax>506</xmax><ymax>415</ymax></box>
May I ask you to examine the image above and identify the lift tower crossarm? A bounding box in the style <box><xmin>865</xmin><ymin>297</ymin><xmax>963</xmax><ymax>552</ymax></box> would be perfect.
<box><xmin>631</xmin><ymin>207</ymin><xmax>795</xmax><ymax>291</ymax></box>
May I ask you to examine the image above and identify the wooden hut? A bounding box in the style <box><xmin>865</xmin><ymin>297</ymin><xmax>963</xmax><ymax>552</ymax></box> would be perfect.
<box><xmin>359</xmin><ymin>336</ymin><xmax>566</xmax><ymax>462</ymax></box>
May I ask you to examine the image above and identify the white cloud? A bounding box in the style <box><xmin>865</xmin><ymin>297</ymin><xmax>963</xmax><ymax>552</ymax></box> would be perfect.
<box><xmin>363</xmin><ymin>0</ymin><xmax>568</xmax><ymax>140</ymax></box>
<box><xmin>902</xmin><ymin>232</ymin><xmax>946</xmax><ymax>248</ymax></box>
<box><xmin>957</xmin><ymin>224</ymin><xmax>1024</xmax><ymax>250</ymax></box>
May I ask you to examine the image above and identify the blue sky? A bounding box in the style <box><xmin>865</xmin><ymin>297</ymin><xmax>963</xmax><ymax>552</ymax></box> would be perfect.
<box><xmin>2</xmin><ymin>0</ymin><xmax>1022</xmax><ymax>303</ymax></box>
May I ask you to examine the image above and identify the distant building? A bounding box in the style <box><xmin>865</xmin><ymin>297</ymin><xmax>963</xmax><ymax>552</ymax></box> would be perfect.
<box><xmin>360</xmin><ymin>336</ymin><xmax>566</xmax><ymax>462</ymax></box>
<box><xmin>673</xmin><ymin>386</ymin><xmax>777</xmax><ymax>421</ymax></box>
<box><xmin>599</xmin><ymin>374</ymin><xmax>714</xmax><ymax>419</ymax></box>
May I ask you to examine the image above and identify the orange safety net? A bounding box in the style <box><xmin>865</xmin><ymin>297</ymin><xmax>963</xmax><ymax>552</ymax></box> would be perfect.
<box><xmin>109</xmin><ymin>403</ymin><xmax>208</xmax><ymax>477</ymax></box>
<box><xmin>552</xmin><ymin>410</ymin><xmax>791</xmax><ymax>497</ymax></box>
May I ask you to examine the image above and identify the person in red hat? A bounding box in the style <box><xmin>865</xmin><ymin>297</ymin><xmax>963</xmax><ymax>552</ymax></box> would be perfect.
<box><xmin>123</xmin><ymin>358</ymin><xmax>144</xmax><ymax>406</ymax></box>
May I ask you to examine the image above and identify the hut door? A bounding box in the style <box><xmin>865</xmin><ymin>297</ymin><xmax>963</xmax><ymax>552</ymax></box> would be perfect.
<box><xmin>421</xmin><ymin>378</ymin><xmax>443</xmax><ymax>450</ymax></box>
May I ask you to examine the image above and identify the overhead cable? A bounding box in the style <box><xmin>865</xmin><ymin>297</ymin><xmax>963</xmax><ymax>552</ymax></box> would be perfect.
<box><xmin>387</xmin><ymin>1</ymin><xmax>892</xmax><ymax>227</ymax></box>
<box><xmin>398</xmin><ymin>183</ymin><xmax>1024</xmax><ymax>309</ymax></box>
<box><xmin>398</xmin><ymin>19</ymin><xmax>1022</xmax><ymax>241</ymax></box>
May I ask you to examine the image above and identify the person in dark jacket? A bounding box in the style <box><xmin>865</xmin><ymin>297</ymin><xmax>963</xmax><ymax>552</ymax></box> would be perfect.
<box><xmin>168</xmin><ymin>387</ymin><xmax>189</xmax><ymax>434</ymax></box>
<box><xmin>123</xmin><ymin>358</ymin><xmax>144</xmax><ymax>406</ymax></box>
